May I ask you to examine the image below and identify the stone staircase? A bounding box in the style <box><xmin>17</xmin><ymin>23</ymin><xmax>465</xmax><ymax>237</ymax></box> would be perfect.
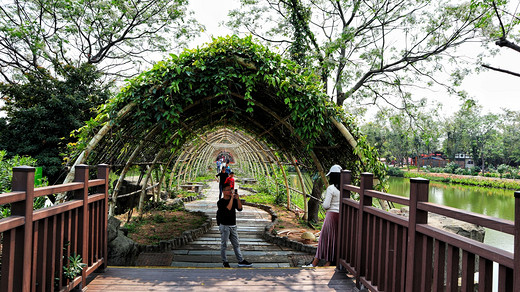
<box><xmin>169</xmin><ymin>181</ymin><xmax>313</xmax><ymax>268</ymax></box>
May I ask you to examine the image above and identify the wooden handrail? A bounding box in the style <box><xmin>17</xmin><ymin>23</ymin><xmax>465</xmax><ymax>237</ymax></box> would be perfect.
<box><xmin>336</xmin><ymin>170</ymin><xmax>519</xmax><ymax>292</ymax></box>
<box><xmin>418</xmin><ymin>201</ymin><xmax>515</xmax><ymax>234</ymax></box>
<box><xmin>0</xmin><ymin>164</ymin><xmax>109</xmax><ymax>292</ymax></box>
<box><xmin>33</xmin><ymin>182</ymin><xmax>84</xmax><ymax>197</ymax></box>
<box><xmin>417</xmin><ymin>224</ymin><xmax>514</xmax><ymax>268</ymax></box>
<box><xmin>365</xmin><ymin>189</ymin><xmax>410</xmax><ymax>206</ymax></box>
<box><xmin>0</xmin><ymin>216</ymin><xmax>25</xmax><ymax>233</ymax></box>
<box><xmin>0</xmin><ymin>191</ymin><xmax>25</xmax><ymax>205</ymax></box>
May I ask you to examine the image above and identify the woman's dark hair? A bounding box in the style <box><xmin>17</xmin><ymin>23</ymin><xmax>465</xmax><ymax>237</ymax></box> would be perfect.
<box><xmin>328</xmin><ymin>172</ymin><xmax>341</xmax><ymax>189</ymax></box>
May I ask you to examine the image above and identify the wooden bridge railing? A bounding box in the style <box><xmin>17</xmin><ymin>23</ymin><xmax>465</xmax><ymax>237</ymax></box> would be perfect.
<box><xmin>0</xmin><ymin>164</ymin><xmax>109</xmax><ymax>292</ymax></box>
<box><xmin>337</xmin><ymin>170</ymin><xmax>520</xmax><ymax>292</ymax></box>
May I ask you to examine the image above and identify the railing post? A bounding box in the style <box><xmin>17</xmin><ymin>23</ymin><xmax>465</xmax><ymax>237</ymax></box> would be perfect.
<box><xmin>336</xmin><ymin>170</ymin><xmax>352</xmax><ymax>267</ymax></box>
<box><xmin>405</xmin><ymin>177</ymin><xmax>429</xmax><ymax>292</ymax></box>
<box><xmin>340</xmin><ymin>170</ymin><xmax>352</xmax><ymax>199</ymax></box>
<box><xmin>74</xmin><ymin>164</ymin><xmax>89</xmax><ymax>289</ymax></box>
<box><xmin>355</xmin><ymin>172</ymin><xmax>373</xmax><ymax>288</ymax></box>
<box><xmin>10</xmin><ymin>166</ymin><xmax>35</xmax><ymax>292</ymax></box>
<box><xmin>514</xmin><ymin>191</ymin><xmax>520</xmax><ymax>291</ymax></box>
<box><xmin>97</xmin><ymin>164</ymin><xmax>110</xmax><ymax>271</ymax></box>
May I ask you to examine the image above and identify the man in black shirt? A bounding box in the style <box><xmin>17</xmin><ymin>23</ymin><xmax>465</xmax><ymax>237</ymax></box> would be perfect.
<box><xmin>216</xmin><ymin>183</ymin><xmax>252</xmax><ymax>268</ymax></box>
<box><xmin>215</xmin><ymin>167</ymin><xmax>228</xmax><ymax>199</ymax></box>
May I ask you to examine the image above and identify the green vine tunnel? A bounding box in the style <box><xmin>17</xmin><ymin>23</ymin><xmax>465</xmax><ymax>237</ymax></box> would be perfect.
<box><xmin>62</xmin><ymin>36</ymin><xmax>386</xmax><ymax>216</ymax></box>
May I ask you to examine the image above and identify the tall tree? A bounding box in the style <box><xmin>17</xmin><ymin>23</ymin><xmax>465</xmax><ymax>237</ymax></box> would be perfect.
<box><xmin>226</xmin><ymin>0</ymin><xmax>498</xmax><ymax>110</ymax></box>
<box><xmin>0</xmin><ymin>0</ymin><xmax>201</xmax><ymax>184</ymax></box>
<box><xmin>0</xmin><ymin>64</ymin><xmax>111</xmax><ymax>184</ymax></box>
<box><xmin>0</xmin><ymin>0</ymin><xmax>201</xmax><ymax>83</ymax></box>
<box><xmin>500</xmin><ymin>109</ymin><xmax>520</xmax><ymax>166</ymax></box>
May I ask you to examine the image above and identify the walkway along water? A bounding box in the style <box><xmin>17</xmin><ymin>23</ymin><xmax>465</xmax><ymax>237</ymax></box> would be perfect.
<box><xmin>86</xmin><ymin>181</ymin><xmax>359</xmax><ymax>291</ymax></box>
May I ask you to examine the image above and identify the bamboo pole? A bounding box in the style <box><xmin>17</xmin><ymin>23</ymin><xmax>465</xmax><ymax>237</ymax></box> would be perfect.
<box><xmin>291</xmin><ymin>155</ymin><xmax>308</xmax><ymax>220</ymax></box>
<box><xmin>60</xmin><ymin>102</ymin><xmax>136</xmax><ymax>201</ymax></box>
<box><xmin>272</xmin><ymin>149</ymin><xmax>291</xmax><ymax>209</ymax></box>
<box><xmin>109</xmin><ymin>126</ymin><xmax>160</xmax><ymax>215</ymax></box>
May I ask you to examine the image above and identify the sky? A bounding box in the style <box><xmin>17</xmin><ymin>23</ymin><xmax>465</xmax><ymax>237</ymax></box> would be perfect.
<box><xmin>1</xmin><ymin>1</ymin><xmax>517</xmax><ymax>119</ymax></box>
<box><xmin>187</xmin><ymin>0</ymin><xmax>520</xmax><ymax>118</ymax></box>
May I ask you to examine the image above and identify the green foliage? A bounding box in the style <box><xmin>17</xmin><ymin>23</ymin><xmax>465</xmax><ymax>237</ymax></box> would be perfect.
<box><xmin>226</xmin><ymin>0</ymin><xmax>499</xmax><ymax>113</ymax></box>
<box><xmin>74</xmin><ymin>36</ymin><xmax>329</xmax><ymax>151</ymax></box>
<box><xmin>444</xmin><ymin>162</ymin><xmax>461</xmax><ymax>174</ymax></box>
<box><xmin>63</xmin><ymin>254</ymin><xmax>87</xmax><ymax>280</ymax></box>
<box><xmin>0</xmin><ymin>151</ymin><xmax>49</xmax><ymax>219</ymax></box>
<box><xmin>387</xmin><ymin>167</ymin><xmax>404</xmax><ymax>177</ymax></box>
<box><xmin>0</xmin><ymin>150</ymin><xmax>39</xmax><ymax>192</ymax></box>
<box><xmin>470</xmin><ymin>166</ymin><xmax>481</xmax><ymax>176</ymax></box>
<box><xmin>244</xmin><ymin>191</ymin><xmax>277</xmax><ymax>205</ymax></box>
<box><xmin>0</xmin><ymin>64</ymin><xmax>110</xmax><ymax>183</ymax></box>
<box><xmin>403</xmin><ymin>171</ymin><xmax>520</xmax><ymax>190</ymax></box>
<box><xmin>0</xmin><ymin>0</ymin><xmax>200</xmax><ymax>84</ymax></box>
<box><xmin>168</xmin><ymin>188</ymin><xmax>196</xmax><ymax>199</ymax></box>
<box><xmin>153</xmin><ymin>214</ymin><xmax>166</xmax><ymax>223</ymax></box>
<box><xmin>245</xmin><ymin>175</ymin><xmax>287</xmax><ymax>206</ymax></box>
<box><xmin>68</xmin><ymin>36</ymin><xmax>381</xmax><ymax>187</ymax></box>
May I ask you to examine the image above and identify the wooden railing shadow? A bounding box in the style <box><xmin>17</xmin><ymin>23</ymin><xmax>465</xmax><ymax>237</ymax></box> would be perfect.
<box><xmin>336</xmin><ymin>170</ymin><xmax>520</xmax><ymax>292</ymax></box>
<box><xmin>0</xmin><ymin>164</ymin><xmax>109</xmax><ymax>292</ymax></box>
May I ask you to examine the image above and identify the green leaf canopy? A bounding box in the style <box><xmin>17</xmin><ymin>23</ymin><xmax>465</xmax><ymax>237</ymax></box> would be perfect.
<box><xmin>68</xmin><ymin>35</ymin><xmax>385</xmax><ymax>183</ymax></box>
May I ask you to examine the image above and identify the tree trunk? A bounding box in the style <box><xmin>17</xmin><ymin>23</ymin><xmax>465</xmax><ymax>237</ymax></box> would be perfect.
<box><xmin>336</xmin><ymin>91</ymin><xmax>346</xmax><ymax>107</ymax></box>
<box><xmin>307</xmin><ymin>177</ymin><xmax>324</xmax><ymax>223</ymax></box>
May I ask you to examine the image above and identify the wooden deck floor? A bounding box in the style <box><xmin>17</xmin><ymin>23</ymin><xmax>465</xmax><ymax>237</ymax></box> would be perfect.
<box><xmin>86</xmin><ymin>267</ymin><xmax>358</xmax><ymax>291</ymax></box>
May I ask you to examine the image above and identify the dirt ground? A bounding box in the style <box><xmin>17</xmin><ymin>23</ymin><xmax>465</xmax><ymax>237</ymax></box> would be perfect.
<box><xmin>116</xmin><ymin>204</ymin><xmax>321</xmax><ymax>246</ymax></box>
<box><xmin>115</xmin><ymin>210</ymin><xmax>207</xmax><ymax>245</ymax></box>
<box><xmin>267</xmin><ymin>205</ymin><xmax>320</xmax><ymax>246</ymax></box>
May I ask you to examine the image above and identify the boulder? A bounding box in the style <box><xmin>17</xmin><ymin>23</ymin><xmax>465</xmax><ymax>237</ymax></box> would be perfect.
<box><xmin>107</xmin><ymin>216</ymin><xmax>139</xmax><ymax>266</ymax></box>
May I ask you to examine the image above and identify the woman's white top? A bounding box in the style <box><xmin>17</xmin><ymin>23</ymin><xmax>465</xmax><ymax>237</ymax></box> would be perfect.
<box><xmin>322</xmin><ymin>184</ymin><xmax>340</xmax><ymax>213</ymax></box>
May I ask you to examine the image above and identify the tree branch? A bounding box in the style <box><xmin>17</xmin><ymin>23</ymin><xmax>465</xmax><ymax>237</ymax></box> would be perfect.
<box><xmin>482</xmin><ymin>64</ymin><xmax>520</xmax><ymax>77</ymax></box>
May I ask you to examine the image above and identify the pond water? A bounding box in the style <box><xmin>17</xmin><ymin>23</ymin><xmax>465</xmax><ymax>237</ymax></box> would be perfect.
<box><xmin>387</xmin><ymin>176</ymin><xmax>515</xmax><ymax>253</ymax></box>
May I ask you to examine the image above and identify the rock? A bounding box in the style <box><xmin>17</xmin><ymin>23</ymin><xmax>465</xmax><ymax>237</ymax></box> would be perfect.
<box><xmin>107</xmin><ymin>216</ymin><xmax>139</xmax><ymax>266</ymax></box>
<box><xmin>107</xmin><ymin>216</ymin><xmax>119</xmax><ymax>243</ymax></box>
<box><xmin>301</xmin><ymin>231</ymin><xmax>316</xmax><ymax>241</ymax></box>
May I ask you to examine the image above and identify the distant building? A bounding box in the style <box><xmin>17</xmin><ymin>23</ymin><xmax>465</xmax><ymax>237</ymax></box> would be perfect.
<box><xmin>413</xmin><ymin>152</ymin><xmax>447</xmax><ymax>168</ymax></box>
<box><xmin>454</xmin><ymin>153</ymin><xmax>474</xmax><ymax>169</ymax></box>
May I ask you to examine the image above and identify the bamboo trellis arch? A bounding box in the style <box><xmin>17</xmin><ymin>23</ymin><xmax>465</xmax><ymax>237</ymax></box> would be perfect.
<box><xmin>62</xmin><ymin>36</ymin><xmax>386</xmax><ymax>217</ymax></box>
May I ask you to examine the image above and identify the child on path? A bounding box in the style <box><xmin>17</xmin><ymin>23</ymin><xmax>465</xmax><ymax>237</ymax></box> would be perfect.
<box><xmin>224</xmin><ymin>172</ymin><xmax>235</xmax><ymax>190</ymax></box>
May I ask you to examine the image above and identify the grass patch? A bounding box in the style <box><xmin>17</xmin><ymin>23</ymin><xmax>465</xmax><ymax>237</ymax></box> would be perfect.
<box><xmin>403</xmin><ymin>171</ymin><xmax>520</xmax><ymax>190</ymax></box>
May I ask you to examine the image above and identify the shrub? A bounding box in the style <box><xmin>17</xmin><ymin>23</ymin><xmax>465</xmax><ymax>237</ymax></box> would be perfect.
<box><xmin>443</xmin><ymin>162</ymin><xmax>460</xmax><ymax>174</ymax></box>
<box><xmin>153</xmin><ymin>214</ymin><xmax>166</xmax><ymax>223</ymax></box>
<box><xmin>470</xmin><ymin>166</ymin><xmax>481</xmax><ymax>176</ymax></box>
<box><xmin>1</xmin><ymin>150</ymin><xmax>48</xmax><ymax>219</ymax></box>
<box><xmin>497</xmin><ymin>164</ymin><xmax>509</xmax><ymax>178</ymax></box>
<box><xmin>387</xmin><ymin>166</ymin><xmax>404</xmax><ymax>177</ymax></box>
<box><xmin>483</xmin><ymin>172</ymin><xmax>499</xmax><ymax>178</ymax></box>
<box><xmin>429</xmin><ymin>167</ymin><xmax>444</xmax><ymax>173</ymax></box>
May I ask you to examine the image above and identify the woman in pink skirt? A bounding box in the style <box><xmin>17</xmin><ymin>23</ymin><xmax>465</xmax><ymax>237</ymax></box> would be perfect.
<box><xmin>303</xmin><ymin>164</ymin><xmax>342</xmax><ymax>267</ymax></box>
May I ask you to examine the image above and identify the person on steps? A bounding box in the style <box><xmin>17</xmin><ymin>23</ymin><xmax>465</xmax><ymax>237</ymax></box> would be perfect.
<box><xmin>216</xmin><ymin>183</ymin><xmax>253</xmax><ymax>268</ymax></box>
<box><xmin>215</xmin><ymin>167</ymin><xmax>228</xmax><ymax>200</ymax></box>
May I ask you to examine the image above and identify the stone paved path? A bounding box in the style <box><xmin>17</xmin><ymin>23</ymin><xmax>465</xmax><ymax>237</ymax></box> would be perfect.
<box><xmin>170</xmin><ymin>181</ymin><xmax>314</xmax><ymax>268</ymax></box>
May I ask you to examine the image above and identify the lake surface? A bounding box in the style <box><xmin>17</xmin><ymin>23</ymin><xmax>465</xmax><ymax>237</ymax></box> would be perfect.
<box><xmin>387</xmin><ymin>176</ymin><xmax>515</xmax><ymax>253</ymax></box>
